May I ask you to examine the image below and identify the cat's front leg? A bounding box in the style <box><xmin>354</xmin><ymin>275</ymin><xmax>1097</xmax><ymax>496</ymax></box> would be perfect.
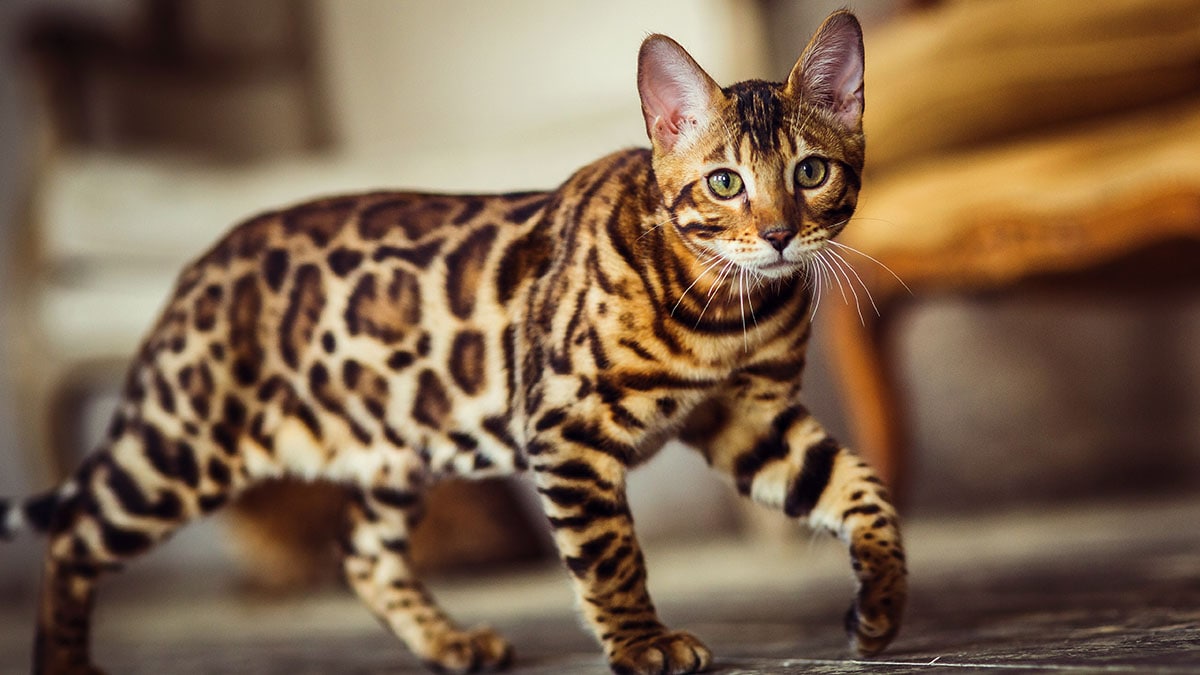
<box><xmin>527</xmin><ymin>424</ymin><xmax>711</xmax><ymax>675</ymax></box>
<box><xmin>688</xmin><ymin>390</ymin><xmax>907</xmax><ymax>656</ymax></box>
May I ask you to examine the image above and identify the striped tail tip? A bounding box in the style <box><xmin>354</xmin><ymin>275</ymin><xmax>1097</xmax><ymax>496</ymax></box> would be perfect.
<box><xmin>1</xmin><ymin>491</ymin><xmax>62</xmax><ymax>540</ymax></box>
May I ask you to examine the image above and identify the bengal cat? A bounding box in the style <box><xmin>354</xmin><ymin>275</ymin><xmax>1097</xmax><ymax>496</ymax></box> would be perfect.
<box><xmin>1</xmin><ymin>11</ymin><xmax>906</xmax><ymax>674</ymax></box>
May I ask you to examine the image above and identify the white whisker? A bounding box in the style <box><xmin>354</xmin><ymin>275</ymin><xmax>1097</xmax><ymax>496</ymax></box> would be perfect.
<box><xmin>671</xmin><ymin>253</ymin><xmax>726</xmax><ymax>317</ymax></box>
<box><xmin>737</xmin><ymin>268</ymin><xmax>748</xmax><ymax>351</ymax></box>
<box><xmin>696</xmin><ymin>260</ymin><xmax>735</xmax><ymax>327</ymax></box>
<box><xmin>636</xmin><ymin>213</ymin><xmax>679</xmax><ymax>243</ymax></box>
<box><xmin>828</xmin><ymin>239</ymin><xmax>912</xmax><ymax>295</ymax></box>
<box><xmin>819</xmin><ymin>250</ymin><xmax>850</xmax><ymax>306</ymax></box>
<box><xmin>809</xmin><ymin>256</ymin><xmax>825</xmax><ymax>321</ymax></box>
<box><xmin>746</xmin><ymin>269</ymin><xmax>761</xmax><ymax>333</ymax></box>
<box><xmin>823</xmin><ymin>248</ymin><xmax>865</xmax><ymax>326</ymax></box>
<box><xmin>827</xmin><ymin>247</ymin><xmax>880</xmax><ymax>317</ymax></box>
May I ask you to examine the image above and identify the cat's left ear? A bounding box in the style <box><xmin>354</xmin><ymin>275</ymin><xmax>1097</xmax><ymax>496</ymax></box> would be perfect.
<box><xmin>785</xmin><ymin>10</ymin><xmax>865</xmax><ymax>129</ymax></box>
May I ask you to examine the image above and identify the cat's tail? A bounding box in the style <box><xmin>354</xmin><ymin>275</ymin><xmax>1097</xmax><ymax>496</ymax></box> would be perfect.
<box><xmin>0</xmin><ymin>488</ymin><xmax>66</xmax><ymax>541</ymax></box>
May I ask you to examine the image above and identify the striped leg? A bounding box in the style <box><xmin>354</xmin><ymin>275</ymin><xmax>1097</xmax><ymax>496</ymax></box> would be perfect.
<box><xmin>531</xmin><ymin>442</ymin><xmax>711</xmax><ymax>675</ymax></box>
<box><xmin>691</xmin><ymin>394</ymin><xmax>907</xmax><ymax>656</ymax></box>
<box><xmin>34</xmin><ymin>554</ymin><xmax>104</xmax><ymax>675</ymax></box>
<box><xmin>340</xmin><ymin>487</ymin><xmax>513</xmax><ymax>673</ymax></box>
<box><xmin>33</xmin><ymin>432</ymin><xmax>236</xmax><ymax>675</ymax></box>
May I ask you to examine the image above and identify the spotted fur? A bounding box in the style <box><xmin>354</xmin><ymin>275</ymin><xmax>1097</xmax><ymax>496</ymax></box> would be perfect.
<box><xmin>2</xmin><ymin>12</ymin><xmax>905</xmax><ymax>675</ymax></box>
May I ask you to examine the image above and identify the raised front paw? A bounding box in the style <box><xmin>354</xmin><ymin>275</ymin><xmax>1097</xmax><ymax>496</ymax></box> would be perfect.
<box><xmin>422</xmin><ymin>625</ymin><xmax>514</xmax><ymax>674</ymax></box>
<box><xmin>844</xmin><ymin>557</ymin><xmax>907</xmax><ymax>656</ymax></box>
<box><xmin>608</xmin><ymin>630</ymin><xmax>712</xmax><ymax>675</ymax></box>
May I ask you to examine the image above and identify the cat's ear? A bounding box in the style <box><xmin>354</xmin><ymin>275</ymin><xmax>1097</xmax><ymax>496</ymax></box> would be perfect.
<box><xmin>785</xmin><ymin>10</ymin><xmax>865</xmax><ymax>129</ymax></box>
<box><xmin>638</xmin><ymin>35</ymin><xmax>723</xmax><ymax>153</ymax></box>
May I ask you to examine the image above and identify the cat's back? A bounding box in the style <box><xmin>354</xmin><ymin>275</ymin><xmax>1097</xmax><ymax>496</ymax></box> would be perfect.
<box><xmin>109</xmin><ymin>187</ymin><xmax>559</xmax><ymax>480</ymax></box>
<box><xmin>164</xmin><ymin>187</ymin><xmax>555</xmax><ymax>344</ymax></box>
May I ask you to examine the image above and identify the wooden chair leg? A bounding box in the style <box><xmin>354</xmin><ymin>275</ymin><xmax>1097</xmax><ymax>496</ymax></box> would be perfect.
<box><xmin>826</xmin><ymin>299</ymin><xmax>909</xmax><ymax>499</ymax></box>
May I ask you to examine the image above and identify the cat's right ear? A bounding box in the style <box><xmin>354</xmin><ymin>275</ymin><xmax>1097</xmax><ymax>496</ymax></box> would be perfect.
<box><xmin>637</xmin><ymin>35</ymin><xmax>723</xmax><ymax>153</ymax></box>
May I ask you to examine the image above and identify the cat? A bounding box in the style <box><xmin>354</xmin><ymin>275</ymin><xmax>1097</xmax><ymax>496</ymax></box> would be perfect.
<box><xmin>1</xmin><ymin>10</ymin><xmax>905</xmax><ymax>674</ymax></box>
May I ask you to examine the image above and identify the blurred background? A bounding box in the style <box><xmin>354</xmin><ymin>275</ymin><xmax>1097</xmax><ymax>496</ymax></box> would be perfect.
<box><xmin>0</xmin><ymin>0</ymin><xmax>1198</xmax><ymax>600</ymax></box>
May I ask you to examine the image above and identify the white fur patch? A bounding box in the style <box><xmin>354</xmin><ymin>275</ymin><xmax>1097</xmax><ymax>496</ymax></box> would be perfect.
<box><xmin>4</xmin><ymin>504</ymin><xmax>24</xmax><ymax>536</ymax></box>
<box><xmin>266</xmin><ymin>419</ymin><xmax>324</xmax><ymax>479</ymax></box>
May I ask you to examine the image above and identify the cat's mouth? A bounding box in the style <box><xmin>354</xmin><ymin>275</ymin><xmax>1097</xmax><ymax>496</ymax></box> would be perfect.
<box><xmin>753</xmin><ymin>246</ymin><xmax>823</xmax><ymax>277</ymax></box>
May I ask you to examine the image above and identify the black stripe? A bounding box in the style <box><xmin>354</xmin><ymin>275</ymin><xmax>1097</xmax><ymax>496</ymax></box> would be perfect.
<box><xmin>668</xmin><ymin>180</ymin><xmax>700</xmax><ymax>212</ymax></box>
<box><xmin>483</xmin><ymin>415</ymin><xmax>519</xmax><ymax>451</ymax></box>
<box><xmin>586</xmin><ymin>326</ymin><xmax>610</xmax><ymax>369</ymax></box>
<box><xmin>842</xmin><ymin>503</ymin><xmax>883</xmax><ymax>520</ymax></box>
<box><xmin>198</xmin><ymin>493</ymin><xmax>228</xmax><ymax>513</ymax></box>
<box><xmin>143</xmin><ymin>426</ymin><xmax>200</xmax><ymax>488</ymax></box>
<box><xmin>619</xmin><ymin>371</ymin><xmax>719</xmax><ymax>392</ymax></box>
<box><xmin>608</xmin><ymin>403</ymin><xmax>645</xmax><ymax>430</ymax></box>
<box><xmin>504</xmin><ymin>192</ymin><xmax>552</xmax><ymax>223</ymax></box>
<box><xmin>538</xmin><ymin>485</ymin><xmax>590</xmax><ymax>508</ymax></box>
<box><xmin>735</xmin><ymin>356</ymin><xmax>807</xmax><ymax>384</ymax></box>
<box><xmin>784</xmin><ymin>438</ymin><xmax>841</xmax><ymax>517</ymax></box>
<box><xmin>212</xmin><ymin>422</ymin><xmax>239</xmax><ymax>456</ymax></box>
<box><xmin>578</xmin><ymin>531</ymin><xmax>616</xmax><ymax>559</ymax></box>
<box><xmin>105</xmin><ymin>462</ymin><xmax>182</xmax><ymax>520</ymax></box>
<box><xmin>587</xmin><ymin>248</ymin><xmax>616</xmax><ymax>295</ymax></box>
<box><xmin>381</xmin><ymin>537</ymin><xmax>409</xmax><ymax>554</ymax></box>
<box><xmin>372</xmin><ymin>239</ymin><xmax>443</xmax><ymax>267</ymax></box>
<box><xmin>546</xmin><ymin>496</ymin><xmax>622</xmax><ymax>530</ymax></box>
<box><xmin>327</xmin><ymin>247</ymin><xmax>364</xmax><ymax>277</ymax></box>
<box><xmin>734</xmin><ymin>405</ymin><xmax>807</xmax><ymax>494</ymax></box>
<box><xmin>23</xmin><ymin>492</ymin><xmax>60</xmax><ymax>532</ymax></box>
<box><xmin>535</xmin><ymin>408</ymin><xmax>568</xmax><ymax>431</ymax></box>
<box><xmin>618</xmin><ymin>338</ymin><xmax>657</xmax><ymax>362</ymax></box>
<box><xmin>371</xmin><ymin>487</ymin><xmax>420</xmax><ymax>510</ymax></box>
<box><xmin>100</xmin><ymin>520</ymin><xmax>153</xmax><ymax>556</ymax></box>
<box><xmin>594</xmin><ymin>544</ymin><xmax>630</xmax><ymax>582</ymax></box>
<box><xmin>535</xmin><ymin>459</ymin><xmax>611</xmax><ymax>488</ymax></box>
<box><xmin>502</xmin><ymin>324</ymin><xmax>518</xmax><ymax>400</ymax></box>
<box><xmin>560</xmin><ymin>420</ymin><xmax>637</xmax><ymax>464</ymax></box>
<box><xmin>263</xmin><ymin>248</ymin><xmax>289</xmax><ymax>291</ymax></box>
<box><xmin>451</xmin><ymin>196</ymin><xmax>486</xmax><ymax>225</ymax></box>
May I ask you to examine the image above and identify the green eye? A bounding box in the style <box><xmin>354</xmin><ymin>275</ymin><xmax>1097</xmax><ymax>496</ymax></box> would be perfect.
<box><xmin>794</xmin><ymin>156</ymin><xmax>829</xmax><ymax>189</ymax></box>
<box><xmin>706</xmin><ymin>169</ymin><xmax>744</xmax><ymax>199</ymax></box>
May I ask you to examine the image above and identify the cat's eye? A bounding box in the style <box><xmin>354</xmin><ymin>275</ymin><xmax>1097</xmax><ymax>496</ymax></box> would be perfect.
<box><xmin>706</xmin><ymin>170</ymin><xmax>744</xmax><ymax>199</ymax></box>
<box><xmin>794</xmin><ymin>157</ymin><xmax>829</xmax><ymax>189</ymax></box>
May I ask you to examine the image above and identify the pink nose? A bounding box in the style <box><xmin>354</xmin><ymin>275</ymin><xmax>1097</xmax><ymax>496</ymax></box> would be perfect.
<box><xmin>761</xmin><ymin>227</ymin><xmax>796</xmax><ymax>252</ymax></box>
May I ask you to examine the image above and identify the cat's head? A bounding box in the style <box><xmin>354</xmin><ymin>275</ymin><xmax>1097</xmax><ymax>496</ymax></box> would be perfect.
<box><xmin>638</xmin><ymin>11</ymin><xmax>864</xmax><ymax>281</ymax></box>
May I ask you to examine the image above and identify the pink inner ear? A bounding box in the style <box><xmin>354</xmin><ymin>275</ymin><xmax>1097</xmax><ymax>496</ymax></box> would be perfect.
<box><xmin>795</xmin><ymin>13</ymin><xmax>865</xmax><ymax>128</ymax></box>
<box><xmin>638</xmin><ymin>36</ymin><xmax>715</xmax><ymax>150</ymax></box>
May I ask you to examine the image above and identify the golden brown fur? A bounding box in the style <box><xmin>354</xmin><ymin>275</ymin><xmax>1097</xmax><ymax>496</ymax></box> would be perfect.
<box><xmin>2</xmin><ymin>11</ymin><xmax>905</xmax><ymax>674</ymax></box>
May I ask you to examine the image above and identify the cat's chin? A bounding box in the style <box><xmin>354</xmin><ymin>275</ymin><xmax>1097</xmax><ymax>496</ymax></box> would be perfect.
<box><xmin>751</xmin><ymin>259</ymin><xmax>804</xmax><ymax>280</ymax></box>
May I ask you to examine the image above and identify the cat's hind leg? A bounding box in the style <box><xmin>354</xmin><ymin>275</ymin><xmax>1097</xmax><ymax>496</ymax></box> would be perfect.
<box><xmin>32</xmin><ymin>421</ymin><xmax>240</xmax><ymax>675</ymax></box>
<box><xmin>341</xmin><ymin>486</ymin><xmax>514</xmax><ymax>673</ymax></box>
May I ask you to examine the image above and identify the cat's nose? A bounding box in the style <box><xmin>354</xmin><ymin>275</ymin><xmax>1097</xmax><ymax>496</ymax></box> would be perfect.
<box><xmin>761</xmin><ymin>227</ymin><xmax>796</xmax><ymax>252</ymax></box>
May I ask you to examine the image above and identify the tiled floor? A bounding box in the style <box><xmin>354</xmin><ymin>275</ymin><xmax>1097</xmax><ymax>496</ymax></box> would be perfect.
<box><xmin>2</xmin><ymin>496</ymin><xmax>1198</xmax><ymax>674</ymax></box>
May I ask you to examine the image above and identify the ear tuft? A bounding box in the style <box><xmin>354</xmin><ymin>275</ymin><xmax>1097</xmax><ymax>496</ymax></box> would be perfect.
<box><xmin>637</xmin><ymin>35</ymin><xmax>722</xmax><ymax>152</ymax></box>
<box><xmin>785</xmin><ymin>11</ymin><xmax>865</xmax><ymax>129</ymax></box>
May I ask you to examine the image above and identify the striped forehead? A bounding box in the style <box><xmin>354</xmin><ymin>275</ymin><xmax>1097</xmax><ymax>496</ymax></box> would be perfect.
<box><xmin>722</xmin><ymin>80</ymin><xmax>790</xmax><ymax>159</ymax></box>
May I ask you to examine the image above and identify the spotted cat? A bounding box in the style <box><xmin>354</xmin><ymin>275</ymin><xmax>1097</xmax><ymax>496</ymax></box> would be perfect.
<box><xmin>1</xmin><ymin>11</ymin><xmax>905</xmax><ymax>674</ymax></box>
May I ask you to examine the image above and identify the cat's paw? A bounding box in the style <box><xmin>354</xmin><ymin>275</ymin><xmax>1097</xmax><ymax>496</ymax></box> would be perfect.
<box><xmin>608</xmin><ymin>630</ymin><xmax>712</xmax><ymax>675</ymax></box>
<box><xmin>423</xmin><ymin>626</ymin><xmax>514</xmax><ymax>673</ymax></box>
<box><xmin>844</xmin><ymin>570</ymin><xmax>906</xmax><ymax>656</ymax></box>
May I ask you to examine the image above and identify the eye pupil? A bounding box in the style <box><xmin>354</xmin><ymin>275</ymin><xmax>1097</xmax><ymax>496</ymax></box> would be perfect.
<box><xmin>795</xmin><ymin>157</ymin><xmax>828</xmax><ymax>189</ymax></box>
